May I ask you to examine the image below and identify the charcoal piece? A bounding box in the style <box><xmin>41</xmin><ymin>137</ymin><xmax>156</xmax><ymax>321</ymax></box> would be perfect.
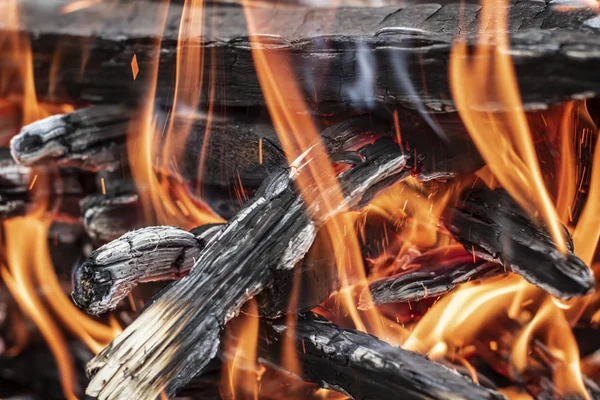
<box><xmin>80</xmin><ymin>193</ymin><xmax>144</xmax><ymax>243</ymax></box>
<box><xmin>84</xmin><ymin>138</ymin><xmax>408</xmax><ymax>399</ymax></box>
<box><xmin>359</xmin><ymin>246</ymin><xmax>504</xmax><ymax>308</ymax></box>
<box><xmin>188</xmin><ymin>313</ymin><xmax>505</xmax><ymax>400</ymax></box>
<box><xmin>72</xmin><ymin>224</ymin><xmax>222</xmax><ymax>315</ymax></box>
<box><xmin>9</xmin><ymin>1</ymin><xmax>600</xmax><ymax>112</ymax></box>
<box><xmin>10</xmin><ymin>105</ymin><xmax>131</xmax><ymax>172</ymax></box>
<box><xmin>256</xmin><ymin>314</ymin><xmax>506</xmax><ymax>400</ymax></box>
<box><xmin>443</xmin><ymin>187</ymin><xmax>594</xmax><ymax>299</ymax></box>
<box><xmin>0</xmin><ymin>148</ymin><xmax>32</xmax><ymax>217</ymax></box>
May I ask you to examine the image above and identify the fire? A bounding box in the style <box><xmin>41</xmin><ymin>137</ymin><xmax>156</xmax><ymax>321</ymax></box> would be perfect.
<box><xmin>127</xmin><ymin>0</ymin><xmax>224</xmax><ymax>230</ymax></box>
<box><xmin>449</xmin><ymin>0</ymin><xmax>568</xmax><ymax>253</ymax></box>
<box><xmin>0</xmin><ymin>1</ymin><xmax>120</xmax><ymax>398</ymax></box>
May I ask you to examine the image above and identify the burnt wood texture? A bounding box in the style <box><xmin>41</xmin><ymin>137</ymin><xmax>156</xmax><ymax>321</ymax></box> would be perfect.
<box><xmin>84</xmin><ymin>138</ymin><xmax>409</xmax><ymax>399</ymax></box>
<box><xmin>5</xmin><ymin>0</ymin><xmax>600</xmax><ymax>112</ymax></box>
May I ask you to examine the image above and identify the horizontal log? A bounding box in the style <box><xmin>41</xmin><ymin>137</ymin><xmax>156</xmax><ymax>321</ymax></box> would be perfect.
<box><xmin>10</xmin><ymin>105</ymin><xmax>483</xmax><ymax>188</ymax></box>
<box><xmin>84</xmin><ymin>137</ymin><xmax>409</xmax><ymax>399</ymax></box>
<box><xmin>7</xmin><ymin>1</ymin><xmax>600</xmax><ymax>112</ymax></box>
<box><xmin>443</xmin><ymin>186</ymin><xmax>595</xmax><ymax>299</ymax></box>
<box><xmin>359</xmin><ymin>245</ymin><xmax>503</xmax><ymax>308</ymax></box>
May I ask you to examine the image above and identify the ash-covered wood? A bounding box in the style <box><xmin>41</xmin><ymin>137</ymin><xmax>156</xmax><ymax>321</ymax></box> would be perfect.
<box><xmin>10</xmin><ymin>105</ymin><xmax>131</xmax><ymax>172</ymax></box>
<box><xmin>254</xmin><ymin>313</ymin><xmax>505</xmax><ymax>400</ymax></box>
<box><xmin>0</xmin><ymin>148</ymin><xmax>32</xmax><ymax>218</ymax></box>
<box><xmin>80</xmin><ymin>193</ymin><xmax>144</xmax><ymax>242</ymax></box>
<box><xmin>359</xmin><ymin>245</ymin><xmax>503</xmax><ymax>308</ymax></box>
<box><xmin>84</xmin><ymin>138</ymin><xmax>408</xmax><ymax>399</ymax></box>
<box><xmin>443</xmin><ymin>187</ymin><xmax>594</xmax><ymax>299</ymax></box>
<box><xmin>72</xmin><ymin>224</ymin><xmax>222</xmax><ymax>315</ymax></box>
<box><xmin>7</xmin><ymin>1</ymin><xmax>600</xmax><ymax>112</ymax></box>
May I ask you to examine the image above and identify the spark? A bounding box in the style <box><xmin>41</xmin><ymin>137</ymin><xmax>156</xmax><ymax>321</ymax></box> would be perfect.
<box><xmin>28</xmin><ymin>174</ymin><xmax>38</xmax><ymax>190</ymax></box>
<box><xmin>100</xmin><ymin>177</ymin><xmax>106</xmax><ymax>195</ymax></box>
<box><xmin>131</xmin><ymin>54</ymin><xmax>139</xmax><ymax>80</ymax></box>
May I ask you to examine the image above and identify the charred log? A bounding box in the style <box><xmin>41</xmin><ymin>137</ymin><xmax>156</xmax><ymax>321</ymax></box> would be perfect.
<box><xmin>72</xmin><ymin>224</ymin><xmax>223</xmax><ymax>314</ymax></box>
<box><xmin>10</xmin><ymin>105</ymin><xmax>131</xmax><ymax>172</ymax></box>
<box><xmin>256</xmin><ymin>313</ymin><xmax>505</xmax><ymax>400</ymax></box>
<box><xmin>443</xmin><ymin>187</ymin><xmax>594</xmax><ymax>299</ymax></box>
<box><xmin>84</xmin><ymin>138</ymin><xmax>408</xmax><ymax>399</ymax></box>
<box><xmin>359</xmin><ymin>245</ymin><xmax>504</xmax><ymax>308</ymax></box>
<box><xmin>0</xmin><ymin>148</ymin><xmax>32</xmax><ymax>218</ymax></box>
<box><xmin>8</xmin><ymin>1</ymin><xmax>600</xmax><ymax>112</ymax></box>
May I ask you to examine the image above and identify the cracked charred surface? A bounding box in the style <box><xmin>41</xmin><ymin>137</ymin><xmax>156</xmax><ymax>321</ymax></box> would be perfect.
<box><xmin>360</xmin><ymin>245</ymin><xmax>504</xmax><ymax>308</ymax></box>
<box><xmin>10</xmin><ymin>105</ymin><xmax>131</xmax><ymax>172</ymax></box>
<box><xmin>72</xmin><ymin>224</ymin><xmax>222</xmax><ymax>315</ymax></box>
<box><xmin>84</xmin><ymin>138</ymin><xmax>408</xmax><ymax>399</ymax></box>
<box><xmin>7</xmin><ymin>0</ymin><xmax>600</xmax><ymax>112</ymax></box>
<box><xmin>255</xmin><ymin>313</ymin><xmax>506</xmax><ymax>400</ymax></box>
<box><xmin>443</xmin><ymin>187</ymin><xmax>595</xmax><ymax>299</ymax></box>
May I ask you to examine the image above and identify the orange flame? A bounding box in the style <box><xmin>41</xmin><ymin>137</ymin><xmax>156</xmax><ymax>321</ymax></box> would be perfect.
<box><xmin>449</xmin><ymin>0</ymin><xmax>567</xmax><ymax>253</ymax></box>
<box><xmin>127</xmin><ymin>0</ymin><xmax>224</xmax><ymax>230</ymax></box>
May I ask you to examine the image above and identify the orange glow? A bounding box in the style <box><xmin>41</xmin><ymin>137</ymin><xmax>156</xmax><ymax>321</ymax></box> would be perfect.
<box><xmin>241</xmin><ymin>1</ymin><xmax>385</xmax><ymax>338</ymax></box>
<box><xmin>220</xmin><ymin>300</ymin><xmax>260</xmax><ymax>400</ymax></box>
<box><xmin>449</xmin><ymin>0</ymin><xmax>567</xmax><ymax>253</ymax></box>
<box><xmin>512</xmin><ymin>299</ymin><xmax>589</xmax><ymax>398</ymax></box>
<box><xmin>127</xmin><ymin>0</ymin><xmax>224</xmax><ymax>229</ymax></box>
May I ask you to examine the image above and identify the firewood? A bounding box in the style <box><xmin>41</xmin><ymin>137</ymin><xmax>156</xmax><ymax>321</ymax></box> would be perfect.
<box><xmin>260</xmin><ymin>313</ymin><xmax>505</xmax><ymax>400</ymax></box>
<box><xmin>443</xmin><ymin>187</ymin><xmax>594</xmax><ymax>299</ymax></box>
<box><xmin>10</xmin><ymin>105</ymin><xmax>483</xmax><ymax>193</ymax></box>
<box><xmin>10</xmin><ymin>105</ymin><xmax>131</xmax><ymax>172</ymax></box>
<box><xmin>9</xmin><ymin>1</ymin><xmax>600</xmax><ymax>112</ymax></box>
<box><xmin>359</xmin><ymin>246</ymin><xmax>504</xmax><ymax>308</ymax></box>
<box><xmin>80</xmin><ymin>193</ymin><xmax>144</xmax><ymax>243</ymax></box>
<box><xmin>186</xmin><ymin>313</ymin><xmax>505</xmax><ymax>400</ymax></box>
<box><xmin>72</xmin><ymin>224</ymin><xmax>223</xmax><ymax>315</ymax></box>
<box><xmin>0</xmin><ymin>148</ymin><xmax>32</xmax><ymax>218</ymax></box>
<box><xmin>84</xmin><ymin>137</ymin><xmax>409</xmax><ymax>399</ymax></box>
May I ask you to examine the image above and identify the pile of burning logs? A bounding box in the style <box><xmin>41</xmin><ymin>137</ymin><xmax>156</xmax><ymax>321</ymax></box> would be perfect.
<box><xmin>1</xmin><ymin>0</ymin><xmax>600</xmax><ymax>399</ymax></box>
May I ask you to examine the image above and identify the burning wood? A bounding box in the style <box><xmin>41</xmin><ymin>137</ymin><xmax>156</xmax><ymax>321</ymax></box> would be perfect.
<box><xmin>360</xmin><ymin>246</ymin><xmax>504</xmax><ymax>308</ymax></box>
<box><xmin>7</xmin><ymin>1</ymin><xmax>600</xmax><ymax>112</ymax></box>
<box><xmin>0</xmin><ymin>148</ymin><xmax>32</xmax><ymax>217</ymax></box>
<box><xmin>10</xmin><ymin>105</ymin><xmax>131</xmax><ymax>172</ymax></box>
<box><xmin>73</xmin><ymin>224</ymin><xmax>222</xmax><ymax>315</ymax></box>
<box><xmin>216</xmin><ymin>313</ymin><xmax>506</xmax><ymax>400</ymax></box>
<box><xmin>443</xmin><ymin>187</ymin><xmax>595</xmax><ymax>299</ymax></box>
<box><xmin>84</xmin><ymin>137</ymin><xmax>408</xmax><ymax>399</ymax></box>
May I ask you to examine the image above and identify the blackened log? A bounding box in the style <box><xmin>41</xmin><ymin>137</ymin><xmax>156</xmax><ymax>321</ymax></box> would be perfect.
<box><xmin>443</xmin><ymin>187</ymin><xmax>594</xmax><ymax>299</ymax></box>
<box><xmin>359</xmin><ymin>245</ymin><xmax>504</xmax><ymax>308</ymax></box>
<box><xmin>8</xmin><ymin>1</ymin><xmax>600</xmax><ymax>112</ymax></box>
<box><xmin>84</xmin><ymin>138</ymin><xmax>408</xmax><ymax>399</ymax></box>
<box><xmin>0</xmin><ymin>148</ymin><xmax>32</xmax><ymax>217</ymax></box>
<box><xmin>72</xmin><ymin>224</ymin><xmax>223</xmax><ymax>315</ymax></box>
<box><xmin>10</xmin><ymin>105</ymin><xmax>131</xmax><ymax>172</ymax></box>
<box><xmin>80</xmin><ymin>193</ymin><xmax>144</xmax><ymax>242</ymax></box>
<box><xmin>10</xmin><ymin>105</ymin><xmax>482</xmax><ymax>188</ymax></box>
<box><xmin>216</xmin><ymin>313</ymin><xmax>505</xmax><ymax>400</ymax></box>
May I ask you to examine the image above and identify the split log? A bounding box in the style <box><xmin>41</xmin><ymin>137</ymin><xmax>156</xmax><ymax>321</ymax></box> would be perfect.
<box><xmin>443</xmin><ymin>187</ymin><xmax>594</xmax><ymax>299</ymax></box>
<box><xmin>84</xmin><ymin>137</ymin><xmax>409</xmax><ymax>399</ymax></box>
<box><xmin>359</xmin><ymin>245</ymin><xmax>504</xmax><ymax>308</ymax></box>
<box><xmin>8</xmin><ymin>1</ymin><xmax>600</xmax><ymax>112</ymax></box>
<box><xmin>80</xmin><ymin>193</ymin><xmax>143</xmax><ymax>242</ymax></box>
